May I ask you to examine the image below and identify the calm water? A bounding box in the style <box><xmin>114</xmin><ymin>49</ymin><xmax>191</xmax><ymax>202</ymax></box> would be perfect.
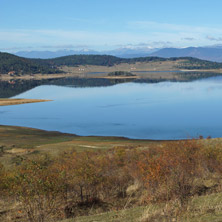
<box><xmin>1</xmin><ymin>77</ymin><xmax>222</xmax><ymax>140</ymax></box>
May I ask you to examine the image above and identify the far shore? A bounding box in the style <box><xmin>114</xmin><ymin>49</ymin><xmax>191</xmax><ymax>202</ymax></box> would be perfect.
<box><xmin>0</xmin><ymin>98</ymin><xmax>52</xmax><ymax>106</ymax></box>
<box><xmin>1</xmin><ymin>61</ymin><xmax>222</xmax><ymax>82</ymax></box>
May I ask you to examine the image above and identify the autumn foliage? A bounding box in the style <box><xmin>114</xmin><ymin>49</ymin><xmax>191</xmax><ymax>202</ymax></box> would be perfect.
<box><xmin>1</xmin><ymin>140</ymin><xmax>222</xmax><ymax>221</ymax></box>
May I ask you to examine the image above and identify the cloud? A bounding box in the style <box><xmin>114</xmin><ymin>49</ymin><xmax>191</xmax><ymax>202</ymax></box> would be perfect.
<box><xmin>0</xmin><ymin>28</ymin><xmax>180</xmax><ymax>51</ymax></box>
<box><xmin>115</xmin><ymin>41</ymin><xmax>173</xmax><ymax>50</ymax></box>
<box><xmin>0</xmin><ymin>29</ymin><xmax>151</xmax><ymax>46</ymax></box>
<box><xmin>1</xmin><ymin>21</ymin><xmax>222</xmax><ymax>52</ymax></box>
<box><xmin>128</xmin><ymin>21</ymin><xmax>222</xmax><ymax>45</ymax></box>
<box><xmin>41</xmin><ymin>44</ymin><xmax>90</xmax><ymax>49</ymax></box>
<box><xmin>0</xmin><ymin>46</ymin><xmax>36</xmax><ymax>51</ymax></box>
<box><xmin>152</xmin><ymin>41</ymin><xmax>172</xmax><ymax>46</ymax></box>
<box><xmin>0</xmin><ymin>43</ymin><xmax>92</xmax><ymax>53</ymax></box>
<box><xmin>128</xmin><ymin>21</ymin><xmax>222</xmax><ymax>34</ymax></box>
<box><xmin>206</xmin><ymin>35</ymin><xmax>222</xmax><ymax>41</ymax></box>
<box><xmin>182</xmin><ymin>37</ymin><xmax>196</xmax><ymax>41</ymax></box>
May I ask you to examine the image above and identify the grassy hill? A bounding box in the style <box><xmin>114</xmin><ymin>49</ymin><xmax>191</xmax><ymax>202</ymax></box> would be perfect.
<box><xmin>175</xmin><ymin>56</ymin><xmax>222</xmax><ymax>69</ymax></box>
<box><xmin>63</xmin><ymin>192</ymin><xmax>222</xmax><ymax>222</ymax></box>
<box><xmin>1</xmin><ymin>52</ymin><xmax>222</xmax><ymax>76</ymax></box>
<box><xmin>34</xmin><ymin>55</ymin><xmax>222</xmax><ymax>70</ymax></box>
<box><xmin>41</xmin><ymin>54</ymin><xmax>222</xmax><ymax>69</ymax></box>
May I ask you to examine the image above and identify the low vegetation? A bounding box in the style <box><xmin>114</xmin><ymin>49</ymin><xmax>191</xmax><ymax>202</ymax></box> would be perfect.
<box><xmin>176</xmin><ymin>57</ymin><xmax>222</xmax><ymax>70</ymax></box>
<box><xmin>1</xmin><ymin>126</ymin><xmax>222</xmax><ymax>221</ymax></box>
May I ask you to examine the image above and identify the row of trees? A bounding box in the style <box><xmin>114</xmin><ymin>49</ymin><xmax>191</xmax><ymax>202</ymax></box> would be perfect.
<box><xmin>176</xmin><ymin>57</ymin><xmax>222</xmax><ymax>69</ymax></box>
<box><xmin>1</xmin><ymin>140</ymin><xmax>222</xmax><ymax>221</ymax></box>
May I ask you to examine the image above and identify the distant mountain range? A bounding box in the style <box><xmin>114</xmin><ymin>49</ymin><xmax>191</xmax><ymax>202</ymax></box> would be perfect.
<box><xmin>15</xmin><ymin>48</ymin><xmax>157</xmax><ymax>59</ymax></box>
<box><xmin>150</xmin><ymin>47</ymin><xmax>222</xmax><ymax>62</ymax></box>
<box><xmin>14</xmin><ymin>46</ymin><xmax>222</xmax><ymax>62</ymax></box>
<box><xmin>15</xmin><ymin>50</ymin><xmax>100</xmax><ymax>59</ymax></box>
<box><xmin>105</xmin><ymin>48</ymin><xmax>157</xmax><ymax>58</ymax></box>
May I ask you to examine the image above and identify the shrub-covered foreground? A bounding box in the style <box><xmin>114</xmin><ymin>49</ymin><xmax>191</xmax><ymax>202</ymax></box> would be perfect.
<box><xmin>1</xmin><ymin>140</ymin><xmax>222</xmax><ymax>221</ymax></box>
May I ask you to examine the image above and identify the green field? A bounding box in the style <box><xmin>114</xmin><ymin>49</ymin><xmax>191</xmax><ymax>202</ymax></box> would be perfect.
<box><xmin>0</xmin><ymin>125</ymin><xmax>164</xmax><ymax>167</ymax></box>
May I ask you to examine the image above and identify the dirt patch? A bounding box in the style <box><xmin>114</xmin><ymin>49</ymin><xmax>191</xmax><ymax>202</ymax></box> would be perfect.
<box><xmin>5</xmin><ymin>148</ymin><xmax>30</xmax><ymax>154</ymax></box>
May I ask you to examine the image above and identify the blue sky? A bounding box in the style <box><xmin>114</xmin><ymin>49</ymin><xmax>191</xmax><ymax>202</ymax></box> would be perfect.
<box><xmin>1</xmin><ymin>0</ymin><xmax>222</xmax><ymax>52</ymax></box>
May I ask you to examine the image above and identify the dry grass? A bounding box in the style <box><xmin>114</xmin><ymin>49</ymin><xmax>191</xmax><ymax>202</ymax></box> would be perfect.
<box><xmin>0</xmin><ymin>99</ymin><xmax>51</xmax><ymax>106</ymax></box>
<box><xmin>62</xmin><ymin>192</ymin><xmax>222</xmax><ymax>222</ymax></box>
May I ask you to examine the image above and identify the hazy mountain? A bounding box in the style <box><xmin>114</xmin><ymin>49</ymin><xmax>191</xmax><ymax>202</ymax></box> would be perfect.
<box><xmin>15</xmin><ymin>48</ymin><xmax>157</xmax><ymax>59</ymax></box>
<box><xmin>150</xmin><ymin>47</ymin><xmax>222</xmax><ymax>62</ymax></box>
<box><xmin>13</xmin><ymin>46</ymin><xmax>222</xmax><ymax>61</ymax></box>
<box><xmin>15</xmin><ymin>49</ymin><xmax>100</xmax><ymax>59</ymax></box>
<box><xmin>105</xmin><ymin>48</ymin><xmax>158</xmax><ymax>58</ymax></box>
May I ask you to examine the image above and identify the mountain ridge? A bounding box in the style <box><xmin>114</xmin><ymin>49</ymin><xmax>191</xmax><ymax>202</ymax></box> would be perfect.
<box><xmin>14</xmin><ymin>46</ymin><xmax>222</xmax><ymax>62</ymax></box>
<box><xmin>150</xmin><ymin>46</ymin><xmax>222</xmax><ymax>62</ymax></box>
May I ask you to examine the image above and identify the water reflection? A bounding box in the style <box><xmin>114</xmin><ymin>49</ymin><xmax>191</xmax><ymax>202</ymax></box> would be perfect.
<box><xmin>1</xmin><ymin>77</ymin><xmax>222</xmax><ymax>140</ymax></box>
<box><xmin>0</xmin><ymin>78</ymin><xmax>134</xmax><ymax>98</ymax></box>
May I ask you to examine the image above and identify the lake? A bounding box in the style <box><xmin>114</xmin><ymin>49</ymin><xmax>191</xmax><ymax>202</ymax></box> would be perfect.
<box><xmin>1</xmin><ymin>77</ymin><xmax>222</xmax><ymax>140</ymax></box>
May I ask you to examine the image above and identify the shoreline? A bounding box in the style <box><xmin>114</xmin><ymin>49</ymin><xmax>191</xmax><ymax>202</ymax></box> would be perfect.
<box><xmin>0</xmin><ymin>124</ymin><xmax>213</xmax><ymax>142</ymax></box>
<box><xmin>1</xmin><ymin>68</ymin><xmax>222</xmax><ymax>82</ymax></box>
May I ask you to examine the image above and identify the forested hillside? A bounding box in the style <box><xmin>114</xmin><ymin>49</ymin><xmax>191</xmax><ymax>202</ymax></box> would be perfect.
<box><xmin>0</xmin><ymin>52</ymin><xmax>61</xmax><ymax>74</ymax></box>
<box><xmin>36</xmin><ymin>55</ymin><xmax>166</xmax><ymax>66</ymax></box>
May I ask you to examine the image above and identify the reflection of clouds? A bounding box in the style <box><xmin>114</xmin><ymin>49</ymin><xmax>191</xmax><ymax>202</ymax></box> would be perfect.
<box><xmin>10</xmin><ymin>117</ymin><xmax>60</xmax><ymax>120</ymax></box>
<box><xmin>155</xmin><ymin>82</ymin><xmax>174</xmax><ymax>88</ymax></box>
<box><xmin>198</xmin><ymin>76</ymin><xmax>222</xmax><ymax>83</ymax></box>
<box><xmin>155</xmin><ymin>79</ymin><xmax>222</xmax><ymax>94</ymax></box>
<box><xmin>135</xmin><ymin>97</ymin><xmax>147</xmax><ymax>101</ymax></box>
<box><xmin>154</xmin><ymin>82</ymin><xmax>196</xmax><ymax>93</ymax></box>
<box><xmin>111</xmin><ymin>123</ymin><xmax>124</xmax><ymax>126</ymax></box>
<box><xmin>98</xmin><ymin>100</ymin><xmax>163</xmax><ymax>108</ymax></box>
<box><xmin>0</xmin><ymin>111</ymin><xmax>8</xmax><ymax>114</ymax></box>
<box><xmin>206</xmin><ymin>86</ymin><xmax>222</xmax><ymax>92</ymax></box>
<box><xmin>183</xmin><ymin>87</ymin><xmax>195</xmax><ymax>91</ymax></box>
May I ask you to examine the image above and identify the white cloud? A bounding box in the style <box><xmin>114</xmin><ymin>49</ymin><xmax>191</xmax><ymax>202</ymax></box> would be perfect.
<box><xmin>182</xmin><ymin>37</ymin><xmax>196</xmax><ymax>41</ymax></box>
<box><xmin>1</xmin><ymin>21</ymin><xmax>222</xmax><ymax>52</ymax></box>
<box><xmin>41</xmin><ymin>44</ymin><xmax>90</xmax><ymax>49</ymax></box>
<box><xmin>127</xmin><ymin>21</ymin><xmax>222</xmax><ymax>45</ymax></box>
<box><xmin>0</xmin><ymin>28</ymin><xmax>176</xmax><ymax>51</ymax></box>
<box><xmin>128</xmin><ymin>21</ymin><xmax>222</xmax><ymax>34</ymax></box>
<box><xmin>206</xmin><ymin>35</ymin><xmax>222</xmax><ymax>42</ymax></box>
<box><xmin>0</xmin><ymin>29</ymin><xmax>148</xmax><ymax>45</ymax></box>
